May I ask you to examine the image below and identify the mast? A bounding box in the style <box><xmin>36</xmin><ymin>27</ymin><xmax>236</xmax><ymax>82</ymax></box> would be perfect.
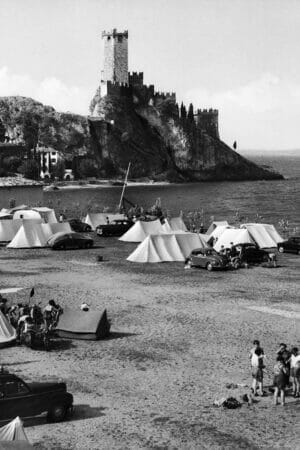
<box><xmin>118</xmin><ymin>162</ymin><xmax>131</xmax><ymax>212</ymax></box>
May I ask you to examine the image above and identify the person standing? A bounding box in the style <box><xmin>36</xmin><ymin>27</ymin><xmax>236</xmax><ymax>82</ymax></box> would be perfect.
<box><xmin>273</xmin><ymin>355</ymin><xmax>289</xmax><ymax>406</ymax></box>
<box><xmin>290</xmin><ymin>347</ymin><xmax>300</xmax><ymax>398</ymax></box>
<box><xmin>249</xmin><ymin>340</ymin><xmax>265</xmax><ymax>396</ymax></box>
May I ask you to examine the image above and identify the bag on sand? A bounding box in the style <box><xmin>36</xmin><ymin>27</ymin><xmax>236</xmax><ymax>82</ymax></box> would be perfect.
<box><xmin>223</xmin><ymin>397</ymin><xmax>242</xmax><ymax>409</ymax></box>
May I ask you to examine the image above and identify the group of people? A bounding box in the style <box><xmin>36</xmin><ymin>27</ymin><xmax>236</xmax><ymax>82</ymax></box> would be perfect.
<box><xmin>0</xmin><ymin>295</ymin><xmax>62</xmax><ymax>341</ymax></box>
<box><xmin>250</xmin><ymin>340</ymin><xmax>300</xmax><ymax>406</ymax></box>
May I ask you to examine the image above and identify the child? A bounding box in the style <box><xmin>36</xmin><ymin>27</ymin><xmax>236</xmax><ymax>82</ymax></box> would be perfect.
<box><xmin>273</xmin><ymin>355</ymin><xmax>289</xmax><ymax>406</ymax></box>
<box><xmin>290</xmin><ymin>347</ymin><xmax>300</xmax><ymax>398</ymax></box>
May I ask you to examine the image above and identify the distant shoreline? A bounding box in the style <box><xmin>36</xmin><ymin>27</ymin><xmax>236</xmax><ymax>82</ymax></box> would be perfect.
<box><xmin>44</xmin><ymin>180</ymin><xmax>171</xmax><ymax>191</ymax></box>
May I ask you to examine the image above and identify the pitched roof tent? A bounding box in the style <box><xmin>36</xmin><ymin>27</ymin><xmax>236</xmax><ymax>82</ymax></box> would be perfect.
<box><xmin>0</xmin><ymin>311</ymin><xmax>17</xmax><ymax>348</ymax></box>
<box><xmin>56</xmin><ymin>307</ymin><xmax>110</xmax><ymax>340</ymax></box>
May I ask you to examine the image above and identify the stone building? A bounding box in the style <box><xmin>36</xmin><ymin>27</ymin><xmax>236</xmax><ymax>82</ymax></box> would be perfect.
<box><xmin>101</xmin><ymin>29</ymin><xmax>129</xmax><ymax>86</ymax></box>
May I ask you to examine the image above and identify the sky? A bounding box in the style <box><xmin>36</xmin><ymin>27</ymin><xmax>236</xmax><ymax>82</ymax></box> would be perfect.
<box><xmin>0</xmin><ymin>0</ymin><xmax>299</xmax><ymax>151</ymax></box>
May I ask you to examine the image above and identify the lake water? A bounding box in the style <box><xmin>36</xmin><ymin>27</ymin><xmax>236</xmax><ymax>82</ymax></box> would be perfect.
<box><xmin>45</xmin><ymin>153</ymin><xmax>300</xmax><ymax>231</ymax></box>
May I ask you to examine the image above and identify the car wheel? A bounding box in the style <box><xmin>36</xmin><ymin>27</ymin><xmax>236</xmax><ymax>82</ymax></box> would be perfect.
<box><xmin>206</xmin><ymin>263</ymin><xmax>213</xmax><ymax>271</ymax></box>
<box><xmin>47</xmin><ymin>404</ymin><xmax>67</xmax><ymax>422</ymax></box>
<box><xmin>98</xmin><ymin>229</ymin><xmax>103</xmax><ymax>235</ymax></box>
<box><xmin>278</xmin><ymin>246</ymin><xmax>284</xmax><ymax>253</ymax></box>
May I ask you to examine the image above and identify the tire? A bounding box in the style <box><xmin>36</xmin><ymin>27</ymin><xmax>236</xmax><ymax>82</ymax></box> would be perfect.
<box><xmin>47</xmin><ymin>404</ymin><xmax>67</xmax><ymax>422</ymax></box>
<box><xmin>98</xmin><ymin>229</ymin><xmax>103</xmax><ymax>235</ymax></box>
<box><xmin>206</xmin><ymin>263</ymin><xmax>213</xmax><ymax>271</ymax></box>
<box><xmin>278</xmin><ymin>246</ymin><xmax>284</xmax><ymax>253</ymax></box>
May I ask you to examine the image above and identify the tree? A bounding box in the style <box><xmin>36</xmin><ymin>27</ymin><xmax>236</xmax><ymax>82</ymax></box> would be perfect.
<box><xmin>78</xmin><ymin>159</ymin><xmax>98</xmax><ymax>178</ymax></box>
<box><xmin>187</xmin><ymin>103</ymin><xmax>194</xmax><ymax>123</ymax></box>
<box><xmin>0</xmin><ymin>119</ymin><xmax>6</xmax><ymax>142</ymax></box>
<box><xmin>71</xmin><ymin>157</ymin><xmax>80</xmax><ymax>180</ymax></box>
<box><xmin>18</xmin><ymin>159</ymin><xmax>39</xmax><ymax>180</ymax></box>
<box><xmin>180</xmin><ymin>102</ymin><xmax>187</xmax><ymax>120</ymax></box>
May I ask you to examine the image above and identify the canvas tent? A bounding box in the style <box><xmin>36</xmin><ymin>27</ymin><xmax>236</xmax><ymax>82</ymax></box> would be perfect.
<box><xmin>33</xmin><ymin>207</ymin><xmax>57</xmax><ymax>223</ymax></box>
<box><xmin>0</xmin><ymin>417</ymin><xmax>28</xmax><ymax>442</ymax></box>
<box><xmin>241</xmin><ymin>223</ymin><xmax>284</xmax><ymax>248</ymax></box>
<box><xmin>127</xmin><ymin>232</ymin><xmax>207</xmax><ymax>263</ymax></box>
<box><xmin>213</xmin><ymin>228</ymin><xmax>254</xmax><ymax>251</ymax></box>
<box><xmin>6</xmin><ymin>221</ymin><xmax>71</xmax><ymax>248</ymax></box>
<box><xmin>120</xmin><ymin>219</ymin><xmax>163</xmax><ymax>242</ymax></box>
<box><xmin>13</xmin><ymin>210</ymin><xmax>42</xmax><ymax>221</ymax></box>
<box><xmin>7</xmin><ymin>222</ymin><xmax>48</xmax><ymax>248</ymax></box>
<box><xmin>56</xmin><ymin>307</ymin><xmax>110</xmax><ymax>340</ymax></box>
<box><xmin>206</xmin><ymin>221</ymin><xmax>230</xmax><ymax>236</ymax></box>
<box><xmin>84</xmin><ymin>213</ymin><xmax>126</xmax><ymax>230</ymax></box>
<box><xmin>0</xmin><ymin>311</ymin><xmax>16</xmax><ymax>348</ymax></box>
<box><xmin>168</xmin><ymin>217</ymin><xmax>188</xmax><ymax>232</ymax></box>
<box><xmin>0</xmin><ymin>220</ymin><xmax>22</xmax><ymax>242</ymax></box>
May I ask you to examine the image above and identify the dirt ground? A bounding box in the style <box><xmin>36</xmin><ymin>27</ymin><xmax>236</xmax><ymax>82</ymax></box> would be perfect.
<box><xmin>0</xmin><ymin>236</ymin><xmax>299</xmax><ymax>449</ymax></box>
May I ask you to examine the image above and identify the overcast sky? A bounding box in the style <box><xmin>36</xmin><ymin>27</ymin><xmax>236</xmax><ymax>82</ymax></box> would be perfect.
<box><xmin>0</xmin><ymin>0</ymin><xmax>299</xmax><ymax>151</ymax></box>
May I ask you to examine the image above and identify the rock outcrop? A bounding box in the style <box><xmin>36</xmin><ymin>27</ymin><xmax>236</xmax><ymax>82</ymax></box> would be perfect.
<box><xmin>89</xmin><ymin>85</ymin><xmax>283</xmax><ymax>181</ymax></box>
<box><xmin>0</xmin><ymin>95</ymin><xmax>283</xmax><ymax>181</ymax></box>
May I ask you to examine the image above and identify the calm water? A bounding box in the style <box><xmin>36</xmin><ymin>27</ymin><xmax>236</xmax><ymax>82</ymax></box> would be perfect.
<box><xmin>45</xmin><ymin>154</ymin><xmax>300</xmax><ymax>230</ymax></box>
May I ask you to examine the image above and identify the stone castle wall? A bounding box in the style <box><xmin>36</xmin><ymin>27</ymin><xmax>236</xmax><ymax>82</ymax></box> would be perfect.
<box><xmin>102</xmin><ymin>29</ymin><xmax>128</xmax><ymax>85</ymax></box>
<box><xmin>194</xmin><ymin>108</ymin><xmax>219</xmax><ymax>139</ymax></box>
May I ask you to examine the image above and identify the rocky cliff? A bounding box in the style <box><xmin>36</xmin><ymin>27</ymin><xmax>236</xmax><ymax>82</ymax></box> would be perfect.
<box><xmin>0</xmin><ymin>95</ymin><xmax>283</xmax><ymax>181</ymax></box>
<box><xmin>89</xmin><ymin>86</ymin><xmax>283</xmax><ymax>181</ymax></box>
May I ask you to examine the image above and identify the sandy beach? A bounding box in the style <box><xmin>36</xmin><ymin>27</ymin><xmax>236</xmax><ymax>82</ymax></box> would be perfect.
<box><xmin>0</xmin><ymin>236</ymin><xmax>299</xmax><ymax>449</ymax></box>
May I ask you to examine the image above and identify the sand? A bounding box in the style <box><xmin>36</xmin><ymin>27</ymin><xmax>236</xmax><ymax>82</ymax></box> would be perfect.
<box><xmin>0</xmin><ymin>237</ymin><xmax>299</xmax><ymax>449</ymax></box>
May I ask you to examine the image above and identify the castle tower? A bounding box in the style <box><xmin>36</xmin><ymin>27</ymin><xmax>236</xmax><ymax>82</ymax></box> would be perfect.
<box><xmin>101</xmin><ymin>29</ymin><xmax>128</xmax><ymax>85</ymax></box>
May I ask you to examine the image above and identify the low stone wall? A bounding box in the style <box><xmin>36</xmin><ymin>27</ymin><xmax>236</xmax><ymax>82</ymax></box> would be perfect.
<box><xmin>0</xmin><ymin>185</ymin><xmax>44</xmax><ymax>209</ymax></box>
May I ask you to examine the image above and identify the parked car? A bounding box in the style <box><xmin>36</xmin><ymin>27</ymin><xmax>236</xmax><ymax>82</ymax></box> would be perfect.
<box><xmin>278</xmin><ymin>236</ymin><xmax>300</xmax><ymax>254</ymax></box>
<box><xmin>188</xmin><ymin>247</ymin><xmax>229</xmax><ymax>271</ymax></box>
<box><xmin>69</xmin><ymin>218</ymin><xmax>92</xmax><ymax>233</ymax></box>
<box><xmin>47</xmin><ymin>232</ymin><xmax>94</xmax><ymax>250</ymax></box>
<box><xmin>231</xmin><ymin>243</ymin><xmax>273</xmax><ymax>265</ymax></box>
<box><xmin>0</xmin><ymin>370</ymin><xmax>73</xmax><ymax>422</ymax></box>
<box><xmin>96</xmin><ymin>219</ymin><xmax>133</xmax><ymax>237</ymax></box>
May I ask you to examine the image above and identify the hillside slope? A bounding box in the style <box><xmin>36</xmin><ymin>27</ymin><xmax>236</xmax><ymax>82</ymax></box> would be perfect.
<box><xmin>0</xmin><ymin>95</ymin><xmax>283</xmax><ymax>181</ymax></box>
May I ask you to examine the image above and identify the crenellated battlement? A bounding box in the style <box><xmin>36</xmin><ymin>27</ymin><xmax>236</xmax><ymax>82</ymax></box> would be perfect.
<box><xmin>194</xmin><ymin>108</ymin><xmax>219</xmax><ymax>139</ymax></box>
<box><xmin>102</xmin><ymin>29</ymin><xmax>128</xmax><ymax>39</ymax></box>
<box><xmin>128</xmin><ymin>72</ymin><xmax>144</xmax><ymax>86</ymax></box>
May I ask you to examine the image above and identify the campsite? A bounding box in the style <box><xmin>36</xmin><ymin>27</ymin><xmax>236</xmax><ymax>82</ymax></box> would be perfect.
<box><xmin>0</xmin><ymin>221</ymin><xmax>299</xmax><ymax>448</ymax></box>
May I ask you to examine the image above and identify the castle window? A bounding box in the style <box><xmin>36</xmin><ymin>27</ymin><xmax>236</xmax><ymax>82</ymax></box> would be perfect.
<box><xmin>107</xmin><ymin>36</ymin><xmax>111</xmax><ymax>41</ymax></box>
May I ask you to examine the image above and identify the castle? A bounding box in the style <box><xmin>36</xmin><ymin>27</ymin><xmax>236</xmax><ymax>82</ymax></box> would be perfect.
<box><xmin>90</xmin><ymin>28</ymin><xmax>219</xmax><ymax>139</ymax></box>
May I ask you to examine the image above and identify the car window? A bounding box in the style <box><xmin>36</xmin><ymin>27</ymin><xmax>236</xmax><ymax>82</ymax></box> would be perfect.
<box><xmin>5</xmin><ymin>380</ymin><xmax>29</xmax><ymax>397</ymax></box>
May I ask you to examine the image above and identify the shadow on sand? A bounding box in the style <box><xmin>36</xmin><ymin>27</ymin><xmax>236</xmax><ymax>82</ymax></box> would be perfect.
<box><xmin>23</xmin><ymin>404</ymin><xmax>107</xmax><ymax>427</ymax></box>
<box><xmin>105</xmin><ymin>331</ymin><xmax>138</xmax><ymax>341</ymax></box>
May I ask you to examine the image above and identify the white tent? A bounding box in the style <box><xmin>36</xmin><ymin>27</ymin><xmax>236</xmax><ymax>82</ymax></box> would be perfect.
<box><xmin>0</xmin><ymin>311</ymin><xmax>16</xmax><ymax>348</ymax></box>
<box><xmin>0</xmin><ymin>220</ymin><xmax>22</xmax><ymax>242</ymax></box>
<box><xmin>13</xmin><ymin>210</ymin><xmax>42</xmax><ymax>221</ymax></box>
<box><xmin>241</xmin><ymin>223</ymin><xmax>284</xmax><ymax>248</ymax></box>
<box><xmin>0</xmin><ymin>417</ymin><xmax>28</xmax><ymax>442</ymax></box>
<box><xmin>7</xmin><ymin>222</ymin><xmax>48</xmax><ymax>248</ymax></box>
<box><xmin>84</xmin><ymin>213</ymin><xmax>126</xmax><ymax>230</ymax></box>
<box><xmin>206</xmin><ymin>220</ymin><xmax>229</xmax><ymax>235</ymax></box>
<box><xmin>127</xmin><ymin>232</ymin><xmax>207</xmax><ymax>263</ymax></box>
<box><xmin>213</xmin><ymin>228</ymin><xmax>254</xmax><ymax>251</ymax></box>
<box><xmin>120</xmin><ymin>219</ymin><xmax>163</xmax><ymax>242</ymax></box>
<box><xmin>33</xmin><ymin>207</ymin><xmax>57</xmax><ymax>223</ymax></box>
<box><xmin>163</xmin><ymin>217</ymin><xmax>188</xmax><ymax>232</ymax></box>
<box><xmin>42</xmin><ymin>222</ymin><xmax>72</xmax><ymax>240</ymax></box>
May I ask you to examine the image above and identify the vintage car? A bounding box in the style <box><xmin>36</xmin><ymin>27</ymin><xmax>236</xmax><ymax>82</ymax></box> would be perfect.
<box><xmin>189</xmin><ymin>247</ymin><xmax>229</xmax><ymax>271</ymax></box>
<box><xmin>96</xmin><ymin>219</ymin><xmax>133</xmax><ymax>237</ymax></box>
<box><xmin>0</xmin><ymin>370</ymin><xmax>73</xmax><ymax>422</ymax></box>
<box><xmin>47</xmin><ymin>232</ymin><xmax>94</xmax><ymax>250</ymax></box>
<box><xmin>69</xmin><ymin>218</ymin><xmax>92</xmax><ymax>233</ymax></box>
<box><xmin>231</xmin><ymin>243</ymin><xmax>273</xmax><ymax>265</ymax></box>
<box><xmin>278</xmin><ymin>236</ymin><xmax>300</xmax><ymax>254</ymax></box>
